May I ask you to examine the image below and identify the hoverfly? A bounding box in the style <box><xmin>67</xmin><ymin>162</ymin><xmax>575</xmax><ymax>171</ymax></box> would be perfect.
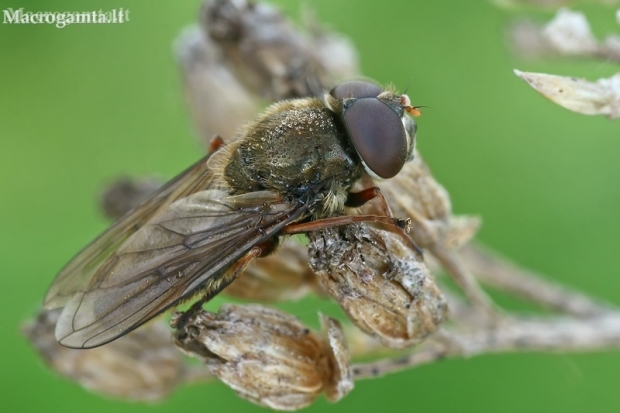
<box><xmin>44</xmin><ymin>80</ymin><xmax>420</xmax><ymax>349</ymax></box>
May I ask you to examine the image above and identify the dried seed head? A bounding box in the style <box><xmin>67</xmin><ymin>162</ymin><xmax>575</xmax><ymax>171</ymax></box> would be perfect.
<box><xmin>199</xmin><ymin>0</ymin><xmax>359</xmax><ymax>102</ymax></box>
<box><xmin>308</xmin><ymin>224</ymin><xmax>448</xmax><ymax>350</ymax></box>
<box><xmin>223</xmin><ymin>240</ymin><xmax>324</xmax><ymax>301</ymax></box>
<box><xmin>23</xmin><ymin>309</ymin><xmax>190</xmax><ymax>401</ymax></box>
<box><xmin>173</xmin><ymin>304</ymin><xmax>352</xmax><ymax>410</ymax></box>
<box><xmin>201</xmin><ymin>0</ymin><xmax>324</xmax><ymax>101</ymax></box>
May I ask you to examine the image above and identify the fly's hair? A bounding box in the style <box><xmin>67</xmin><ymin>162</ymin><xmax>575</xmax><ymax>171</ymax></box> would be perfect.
<box><xmin>211</xmin><ymin>140</ymin><xmax>349</xmax><ymax>219</ymax></box>
<box><xmin>246</xmin><ymin>98</ymin><xmax>328</xmax><ymax>127</ymax></box>
<box><xmin>319</xmin><ymin>182</ymin><xmax>350</xmax><ymax>218</ymax></box>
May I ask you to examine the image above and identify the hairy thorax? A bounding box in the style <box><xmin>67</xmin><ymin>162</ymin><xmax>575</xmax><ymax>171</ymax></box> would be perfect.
<box><xmin>223</xmin><ymin>98</ymin><xmax>363</xmax><ymax>216</ymax></box>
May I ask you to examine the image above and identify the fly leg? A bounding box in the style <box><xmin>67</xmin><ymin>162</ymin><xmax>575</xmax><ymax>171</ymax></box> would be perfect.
<box><xmin>284</xmin><ymin>187</ymin><xmax>424</xmax><ymax>258</ymax></box>
<box><xmin>282</xmin><ymin>215</ymin><xmax>410</xmax><ymax>234</ymax></box>
<box><xmin>345</xmin><ymin>187</ymin><xmax>393</xmax><ymax>216</ymax></box>
<box><xmin>349</xmin><ymin>187</ymin><xmax>424</xmax><ymax>257</ymax></box>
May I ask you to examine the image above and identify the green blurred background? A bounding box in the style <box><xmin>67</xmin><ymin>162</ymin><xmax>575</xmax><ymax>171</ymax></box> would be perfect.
<box><xmin>2</xmin><ymin>0</ymin><xmax>620</xmax><ymax>412</ymax></box>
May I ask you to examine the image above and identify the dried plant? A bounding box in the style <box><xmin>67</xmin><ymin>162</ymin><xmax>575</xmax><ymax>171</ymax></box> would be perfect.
<box><xmin>307</xmin><ymin>223</ymin><xmax>448</xmax><ymax>350</ymax></box>
<box><xmin>24</xmin><ymin>0</ymin><xmax>620</xmax><ymax>410</ymax></box>
<box><xmin>514</xmin><ymin>69</ymin><xmax>620</xmax><ymax>118</ymax></box>
<box><xmin>172</xmin><ymin>305</ymin><xmax>352</xmax><ymax>410</ymax></box>
<box><xmin>510</xmin><ymin>8</ymin><xmax>620</xmax><ymax>117</ymax></box>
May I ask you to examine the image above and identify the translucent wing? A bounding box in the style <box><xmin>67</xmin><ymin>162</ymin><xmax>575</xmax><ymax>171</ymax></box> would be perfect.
<box><xmin>44</xmin><ymin>154</ymin><xmax>219</xmax><ymax>310</ymax></box>
<box><xmin>54</xmin><ymin>189</ymin><xmax>308</xmax><ymax>348</ymax></box>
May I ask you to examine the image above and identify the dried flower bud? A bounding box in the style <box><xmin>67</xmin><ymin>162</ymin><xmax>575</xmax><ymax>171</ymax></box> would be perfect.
<box><xmin>199</xmin><ymin>0</ymin><xmax>358</xmax><ymax>101</ymax></box>
<box><xmin>223</xmin><ymin>240</ymin><xmax>324</xmax><ymax>301</ymax></box>
<box><xmin>201</xmin><ymin>0</ymin><xmax>324</xmax><ymax>100</ymax></box>
<box><xmin>175</xmin><ymin>25</ymin><xmax>258</xmax><ymax>145</ymax></box>
<box><xmin>381</xmin><ymin>150</ymin><xmax>480</xmax><ymax>249</ymax></box>
<box><xmin>514</xmin><ymin>69</ymin><xmax>620</xmax><ymax>119</ymax></box>
<box><xmin>173</xmin><ymin>304</ymin><xmax>352</xmax><ymax>410</ymax></box>
<box><xmin>24</xmin><ymin>309</ymin><xmax>192</xmax><ymax>401</ymax></box>
<box><xmin>308</xmin><ymin>224</ymin><xmax>448</xmax><ymax>350</ymax></box>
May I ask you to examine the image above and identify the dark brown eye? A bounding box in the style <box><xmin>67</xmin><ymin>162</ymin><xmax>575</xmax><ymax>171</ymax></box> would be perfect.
<box><xmin>342</xmin><ymin>98</ymin><xmax>407</xmax><ymax>179</ymax></box>
<box><xmin>330</xmin><ymin>80</ymin><xmax>383</xmax><ymax>100</ymax></box>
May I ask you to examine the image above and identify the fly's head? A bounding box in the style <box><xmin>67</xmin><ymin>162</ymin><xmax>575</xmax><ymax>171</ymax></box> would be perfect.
<box><xmin>325</xmin><ymin>80</ymin><xmax>420</xmax><ymax>180</ymax></box>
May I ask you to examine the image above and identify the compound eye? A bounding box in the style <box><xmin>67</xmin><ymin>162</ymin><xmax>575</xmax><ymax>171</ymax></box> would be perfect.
<box><xmin>330</xmin><ymin>80</ymin><xmax>383</xmax><ymax>100</ymax></box>
<box><xmin>342</xmin><ymin>98</ymin><xmax>407</xmax><ymax>179</ymax></box>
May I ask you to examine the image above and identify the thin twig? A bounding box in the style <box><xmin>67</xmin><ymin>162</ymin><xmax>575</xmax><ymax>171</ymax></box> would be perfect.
<box><xmin>352</xmin><ymin>313</ymin><xmax>620</xmax><ymax>379</ymax></box>
<box><xmin>460</xmin><ymin>243</ymin><xmax>612</xmax><ymax>317</ymax></box>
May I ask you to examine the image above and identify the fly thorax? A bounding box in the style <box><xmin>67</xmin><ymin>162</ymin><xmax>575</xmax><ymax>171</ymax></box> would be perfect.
<box><xmin>223</xmin><ymin>101</ymin><xmax>362</xmax><ymax>197</ymax></box>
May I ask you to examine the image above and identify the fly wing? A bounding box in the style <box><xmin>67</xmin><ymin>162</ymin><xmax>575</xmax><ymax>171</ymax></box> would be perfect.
<box><xmin>44</xmin><ymin>153</ymin><xmax>220</xmax><ymax>310</ymax></box>
<box><xmin>54</xmin><ymin>189</ymin><xmax>308</xmax><ymax>349</ymax></box>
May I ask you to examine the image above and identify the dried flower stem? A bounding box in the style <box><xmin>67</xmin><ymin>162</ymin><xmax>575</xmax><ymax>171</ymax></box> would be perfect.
<box><xmin>352</xmin><ymin>313</ymin><xmax>620</xmax><ymax>380</ymax></box>
<box><xmin>427</xmin><ymin>242</ymin><xmax>498</xmax><ymax>316</ymax></box>
<box><xmin>460</xmin><ymin>244</ymin><xmax>612</xmax><ymax>317</ymax></box>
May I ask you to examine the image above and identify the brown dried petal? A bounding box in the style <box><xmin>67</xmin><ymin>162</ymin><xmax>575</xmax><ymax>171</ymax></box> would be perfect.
<box><xmin>308</xmin><ymin>224</ymin><xmax>448</xmax><ymax>350</ymax></box>
<box><xmin>173</xmin><ymin>304</ymin><xmax>352</xmax><ymax>410</ymax></box>
<box><xmin>24</xmin><ymin>309</ymin><xmax>190</xmax><ymax>401</ymax></box>
<box><xmin>320</xmin><ymin>314</ymin><xmax>353</xmax><ymax>402</ymax></box>
<box><xmin>223</xmin><ymin>240</ymin><xmax>324</xmax><ymax>301</ymax></box>
<box><xmin>443</xmin><ymin>215</ymin><xmax>482</xmax><ymax>250</ymax></box>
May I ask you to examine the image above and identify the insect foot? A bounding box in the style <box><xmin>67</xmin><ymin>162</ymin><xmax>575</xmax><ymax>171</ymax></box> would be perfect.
<box><xmin>308</xmin><ymin>223</ymin><xmax>448</xmax><ymax>350</ymax></box>
<box><xmin>172</xmin><ymin>304</ymin><xmax>353</xmax><ymax>410</ymax></box>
